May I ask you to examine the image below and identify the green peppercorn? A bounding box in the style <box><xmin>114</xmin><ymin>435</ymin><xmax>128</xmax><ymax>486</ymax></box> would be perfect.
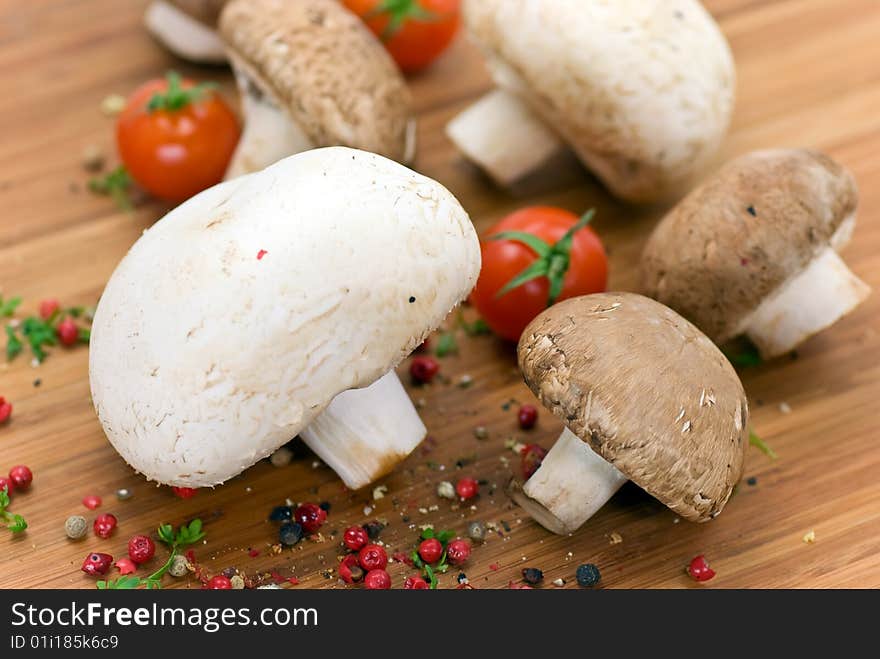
<box><xmin>168</xmin><ymin>554</ymin><xmax>190</xmax><ymax>577</ymax></box>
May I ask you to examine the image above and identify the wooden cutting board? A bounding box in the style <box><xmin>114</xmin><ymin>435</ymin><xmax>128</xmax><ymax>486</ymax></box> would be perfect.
<box><xmin>1</xmin><ymin>0</ymin><xmax>878</xmax><ymax>589</ymax></box>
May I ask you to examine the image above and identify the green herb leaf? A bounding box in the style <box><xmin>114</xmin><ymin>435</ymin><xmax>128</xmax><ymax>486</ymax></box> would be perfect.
<box><xmin>0</xmin><ymin>296</ymin><xmax>22</xmax><ymax>317</ymax></box>
<box><xmin>435</xmin><ymin>332</ymin><xmax>458</xmax><ymax>358</ymax></box>
<box><xmin>89</xmin><ymin>165</ymin><xmax>133</xmax><ymax>211</ymax></box>
<box><xmin>488</xmin><ymin>231</ymin><xmax>552</xmax><ymax>258</ymax></box>
<box><xmin>0</xmin><ymin>487</ymin><xmax>9</xmax><ymax>509</ymax></box>
<box><xmin>5</xmin><ymin>325</ymin><xmax>22</xmax><ymax>361</ymax></box>
<box><xmin>749</xmin><ymin>430</ymin><xmax>777</xmax><ymax>459</ymax></box>
<box><xmin>158</xmin><ymin>523</ymin><xmax>175</xmax><ymax>545</ymax></box>
<box><xmin>0</xmin><ymin>486</ymin><xmax>27</xmax><ymax>534</ymax></box>
<box><xmin>420</xmin><ymin>528</ymin><xmax>434</xmax><ymax>540</ymax></box>
<box><xmin>436</xmin><ymin>530</ymin><xmax>455</xmax><ymax>544</ymax></box>
<box><xmin>8</xmin><ymin>514</ymin><xmax>27</xmax><ymax>533</ymax></box>
<box><xmin>724</xmin><ymin>343</ymin><xmax>763</xmax><ymax>368</ymax></box>
<box><xmin>458</xmin><ymin>315</ymin><xmax>491</xmax><ymax>337</ymax></box>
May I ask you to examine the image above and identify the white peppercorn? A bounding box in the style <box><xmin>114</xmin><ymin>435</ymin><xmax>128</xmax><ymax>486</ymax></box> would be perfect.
<box><xmin>64</xmin><ymin>515</ymin><xmax>88</xmax><ymax>540</ymax></box>
<box><xmin>168</xmin><ymin>554</ymin><xmax>190</xmax><ymax>577</ymax></box>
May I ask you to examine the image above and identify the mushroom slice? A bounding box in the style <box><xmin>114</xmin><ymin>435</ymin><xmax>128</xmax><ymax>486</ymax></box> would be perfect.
<box><xmin>144</xmin><ymin>0</ymin><xmax>227</xmax><ymax>64</ymax></box>
<box><xmin>89</xmin><ymin>147</ymin><xmax>480</xmax><ymax>490</ymax></box>
<box><xmin>512</xmin><ymin>293</ymin><xmax>748</xmax><ymax>535</ymax></box>
<box><xmin>447</xmin><ymin>0</ymin><xmax>735</xmax><ymax>202</ymax></box>
<box><xmin>219</xmin><ymin>0</ymin><xmax>416</xmax><ymax>179</ymax></box>
<box><xmin>641</xmin><ymin>149</ymin><xmax>871</xmax><ymax>359</ymax></box>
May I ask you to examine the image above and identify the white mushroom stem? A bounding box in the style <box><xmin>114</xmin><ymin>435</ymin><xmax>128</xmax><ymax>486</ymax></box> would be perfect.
<box><xmin>446</xmin><ymin>89</ymin><xmax>566</xmax><ymax>187</ymax></box>
<box><xmin>510</xmin><ymin>427</ymin><xmax>628</xmax><ymax>535</ymax></box>
<box><xmin>743</xmin><ymin>240</ymin><xmax>870</xmax><ymax>359</ymax></box>
<box><xmin>299</xmin><ymin>371</ymin><xmax>426</xmax><ymax>491</ymax></box>
<box><xmin>144</xmin><ymin>1</ymin><xmax>226</xmax><ymax>64</ymax></box>
<box><xmin>225</xmin><ymin>68</ymin><xmax>315</xmax><ymax>180</ymax></box>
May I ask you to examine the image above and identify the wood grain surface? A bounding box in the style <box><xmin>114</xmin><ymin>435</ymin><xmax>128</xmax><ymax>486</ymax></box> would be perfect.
<box><xmin>1</xmin><ymin>0</ymin><xmax>879</xmax><ymax>589</ymax></box>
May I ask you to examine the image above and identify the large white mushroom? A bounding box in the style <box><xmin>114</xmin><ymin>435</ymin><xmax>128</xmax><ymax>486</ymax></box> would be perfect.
<box><xmin>447</xmin><ymin>0</ymin><xmax>736</xmax><ymax>202</ymax></box>
<box><xmin>219</xmin><ymin>0</ymin><xmax>415</xmax><ymax>179</ymax></box>
<box><xmin>89</xmin><ymin>147</ymin><xmax>480</xmax><ymax>490</ymax></box>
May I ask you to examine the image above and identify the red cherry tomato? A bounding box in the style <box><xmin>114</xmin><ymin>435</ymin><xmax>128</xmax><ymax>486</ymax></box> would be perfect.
<box><xmin>116</xmin><ymin>72</ymin><xmax>240</xmax><ymax>203</ymax></box>
<box><xmin>470</xmin><ymin>207</ymin><xmax>608</xmax><ymax>342</ymax></box>
<box><xmin>343</xmin><ymin>0</ymin><xmax>461</xmax><ymax>73</ymax></box>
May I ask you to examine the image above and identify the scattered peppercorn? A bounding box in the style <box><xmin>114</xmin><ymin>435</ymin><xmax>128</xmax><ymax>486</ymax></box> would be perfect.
<box><xmin>168</xmin><ymin>554</ymin><xmax>190</xmax><ymax>577</ymax></box>
<box><xmin>294</xmin><ymin>502</ymin><xmax>327</xmax><ymax>533</ymax></box>
<box><xmin>343</xmin><ymin>526</ymin><xmax>369</xmax><ymax>551</ymax></box>
<box><xmin>521</xmin><ymin>444</ymin><xmax>548</xmax><ymax>479</ymax></box>
<box><xmin>279</xmin><ymin>522</ymin><xmax>304</xmax><ymax>546</ymax></box>
<box><xmin>522</xmin><ymin>568</ymin><xmax>543</xmax><ymax>585</ymax></box>
<box><xmin>0</xmin><ymin>476</ymin><xmax>14</xmax><ymax>496</ymax></box>
<box><xmin>363</xmin><ymin>520</ymin><xmax>384</xmax><ymax>540</ymax></box>
<box><xmin>115</xmin><ymin>558</ymin><xmax>137</xmax><ymax>575</ymax></box>
<box><xmin>82</xmin><ymin>495</ymin><xmax>101</xmax><ymax>510</ymax></box>
<box><xmin>436</xmin><ymin>481</ymin><xmax>455</xmax><ymax>499</ymax></box>
<box><xmin>447</xmin><ymin>539</ymin><xmax>471</xmax><ymax>565</ymax></box>
<box><xmin>116</xmin><ymin>488</ymin><xmax>132</xmax><ymax>501</ymax></box>
<box><xmin>455</xmin><ymin>477</ymin><xmax>479</xmax><ymax>500</ymax></box>
<box><xmin>358</xmin><ymin>544</ymin><xmax>388</xmax><ymax>571</ymax></box>
<box><xmin>56</xmin><ymin>317</ymin><xmax>79</xmax><ymax>346</ymax></box>
<box><xmin>65</xmin><ymin>515</ymin><xmax>88</xmax><ymax>540</ymax></box>
<box><xmin>38</xmin><ymin>299</ymin><xmax>59</xmax><ymax>320</ymax></box>
<box><xmin>687</xmin><ymin>555</ymin><xmax>716</xmax><ymax>582</ymax></box>
<box><xmin>270</xmin><ymin>446</ymin><xmax>293</xmax><ymax>467</ymax></box>
<box><xmin>409</xmin><ymin>356</ymin><xmax>439</xmax><ymax>384</ymax></box>
<box><xmin>0</xmin><ymin>398</ymin><xmax>12</xmax><ymax>424</ymax></box>
<box><xmin>418</xmin><ymin>538</ymin><xmax>443</xmax><ymax>564</ymax></box>
<box><xmin>364</xmin><ymin>569</ymin><xmax>391</xmax><ymax>590</ymax></box>
<box><xmin>404</xmin><ymin>576</ymin><xmax>429</xmax><ymax>589</ymax></box>
<box><xmin>473</xmin><ymin>425</ymin><xmax>489</xmax><ymax>440</ymax></box>
<box><xmin>207</xmin><ymin>575</ymin><xmax>232</xmax><ymax>589</ymax></box>
<box><xmin>517</xmin><ymin>404</ymin><xmax>539</xmax><ymax>429</ymax></box>
<box><xmin>172</xmin><ymin>486</ymin><xmax>197</xmax><ymax>499</ymax></box>
<box><xmin>8</xmin><ymin>465</ymin><xmax>32</xmax><ymax>490</ymax></box>
<box><xmin>127</xmin><ymin>535</ymin><xmax>156</xmax><ymax>564</ymax></box>
<box><xmin>576</xmin><ymin>563</ymin><xmax>601</xmax><ymax>587</ymax></box>
<box><xmin>319</xmin><ymin>501</ymin><xmax>331</xmax><ymax>511</ymax></box>
<box><xmin>230</xmin><ymin>575</ymin><xmax>245</xmax><ymax>589</ymax></box>
<box><xmin>747</xmin><ymin>477</ymin><xmax>757</xmax><ymax>486</ymax></box>
<box><xmin>81</xmin><ymin>552</ymin><xmax>113</xmax><ymax>576</ymax></box>
<box><xmin>339</xmin><ymin>554</ymin><xmax>364</xmax><ymax>584</ymax></box>
<box><xmin>269</xmin><ymin>505</ymin><xmax>293</xmax><ymax>522</ymax></box>
<box><xmin>93</xmin><ymin>513</ymin><xmax>117</xmax><ymax>539</ymax></box>
<box><xmin>467</xmin><ymin>521</ymin><xmax>487</xmax><ymax>542</ymax></box>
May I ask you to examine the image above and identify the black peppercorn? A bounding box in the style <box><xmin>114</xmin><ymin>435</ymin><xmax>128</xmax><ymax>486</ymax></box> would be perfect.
<box><xmin>522</xmin><ymin>568</ymin><xmax>543</xmax><ymax>585</ymax></box>
<box><xmin>279</xmin><ymin>522</ymin><xmax>304</xmax><ymax>546</ymax></box>
<box><xmin>576</xmin><ymin>563</ymin><xmax>601</xmax><ymax>587</ymax></box>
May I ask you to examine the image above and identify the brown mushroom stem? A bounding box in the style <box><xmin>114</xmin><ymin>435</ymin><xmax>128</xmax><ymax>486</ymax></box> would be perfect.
<box><xmin>299</xmin><ymin>371</ymin><xmax>426</xmax><ymax>491</ymax></box>
<box><xmin>740</xmin><ymin>216</ymin><xmax>870</xmax><ymax>358</ymax></box>
<box><xmin>144</xmin><ymin>1</ymin><xmax>226</xmax><ymax>64</ymax></box>
<box><xmin>445</xmin><ymin>89</ymin><xmax>565</xmax><ymax>187</ymax></box>
<box><xmin>224</xmin><ymin>67</ymin><xmax>315</xmax><ymax>180</ymax></box>
<box><xmin>511</xmin><ymin>428</ymin><xmax>628</xmax><ymax>535</ymax></box>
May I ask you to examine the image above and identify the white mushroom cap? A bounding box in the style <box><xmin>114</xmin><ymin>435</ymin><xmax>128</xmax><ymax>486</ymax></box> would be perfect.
<box><xmin>89</xmin><ymin>147</ymin><xmax>480</xmax><ymax>487</ymax></box>
<box><xmin>462</xmin><ymin>0</ymin><xmax>735</xmax><ymax>202</ymax></box>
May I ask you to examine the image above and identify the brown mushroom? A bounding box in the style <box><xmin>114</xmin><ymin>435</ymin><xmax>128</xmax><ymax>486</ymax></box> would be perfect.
<box><xmin>144</xmin><ymin>0</ymin><xmax>228</xmax><ymax>63</ymax></box>
<box><xmin>511</xmin><ymin>293</ymin><xmax>748</xmax><ymax>535</ymax></box>
<box><xmin>641</xmin><ymin>149</ymin><xmax>870</xmax><ymax>358</ymax></box>
<box><xmin>219</xmin><ymin>0</ymin><xmax>415</xmax><ymax>178</ymax></box>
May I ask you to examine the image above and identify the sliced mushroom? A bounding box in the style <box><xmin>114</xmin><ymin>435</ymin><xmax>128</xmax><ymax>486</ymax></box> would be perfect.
<box><xmin>144</xmin><ymin>0</ymin><xmax>227</xmax><ymax>64</ymax></box>
<box><xmin>447</xmin><ymin>0</ymin><xmax>735</xmax><ymax>202</ymax></box>
<box><xmin>89</xmin><ymin>147</ymin><xmax>480</xmax><ymax>490</ymax></box>
<box><xmin>219</xmin><ymin>0</ymin><xmax>416</xmax><ymax>179</ymax></box>
<box><xmin>511</xmin><ymin>293</ymin><xmax>748</xmax><ymax>534</ymax></box>
<box><xmin>641</xmin><ymin>148</ymin><xmax>871</xmax><ymax>358</ymax></box>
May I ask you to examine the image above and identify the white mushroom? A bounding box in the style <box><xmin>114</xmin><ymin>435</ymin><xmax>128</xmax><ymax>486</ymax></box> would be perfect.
<box><xmin>447</xmin><ymin>0</ymin><xmax>736</xmax><ymax>202</ymax></box>
<box><xmin>144</xmin><ymin>0</ymin><xmax>227</xmax><ymax>64</ymax></box>
<box><xmin>219</xmin><ymin>0</ymin><xmax>416</xmax><ymax>179</ymax></box>
<box><xmin>89</xmin><ymin>147</ymin><xmax>480</xmax><ymax>490</ymax></box>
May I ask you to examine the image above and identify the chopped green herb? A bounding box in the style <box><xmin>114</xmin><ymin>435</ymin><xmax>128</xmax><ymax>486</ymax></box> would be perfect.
<box><xmin>0</xmin><ymin>487</ymin><xmax>27</xmax><ymax>534</ymax></box>
<box><xmin>0</xmin><ymin>296</ymin><xmax>21</xmax><ymax>318</ymax></box>
<box><xmin>749</xmin><ymin>430</ymin><xmax>777</xmax><ymax>459</ymax></box>
<box><xmin>457</xmin><ymin>310</ymin><xmax>491</xmax><ymax>336</ymax></box>
<box><xmin>724</xmin><ymin>343</ymin><xmax>763</xmax><ymax>368</ymax></box>
<box><xmin>435</xmin><ymin>332</ymin><xmax>458</xmax><ymax>357</ymax></box>
<box><xmin>89</xmin><ymin>165</ymin><xmax>133</xmax><ymax>211</ymax></box>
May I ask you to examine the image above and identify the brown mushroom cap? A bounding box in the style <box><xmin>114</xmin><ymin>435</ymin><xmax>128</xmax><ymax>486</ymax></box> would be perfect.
<box><xmin>170</xmin><ymin>0</ymin><xmax>227</xmax><ymax>26</ymax></box>
<box><xmin>219</xmin><ymin>0</ymin><xmax>413</xmax><ymax>162</ymax></box>
<box><xmin>641</xmin><ymin>148</ymin><xmax>858</xmax><ymax>343</ymax></box>
<box><xmin>517</xmin><ymin>293</ymin><xmax>748</xmax><ymax>522</ymax></box>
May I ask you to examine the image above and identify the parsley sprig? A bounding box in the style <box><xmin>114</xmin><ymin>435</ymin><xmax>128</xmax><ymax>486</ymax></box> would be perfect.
<box><xmin>97</xmin><ymin>519</ymin><xmax>204</xmax><ymax>590</ymax></box>
<box><xmin>410</xmin><ymin>528</ymin><xmax>455</xmax><ymax>589</ymax></box>
<box><xmin>4</xmin><ymin>300</ymin><xmax>92</xmax><ymax>363</ymax></box>
<box><xmin>88</xmin><ymin>165</ymin><xmax>133</xmax><ymax>211</ymax></box>
<box><xmin>0</xmin><ymin>295</ymin><xmax>22</xmax><ymax>318</ymax></box>
<box><xmin>0</xmin><ymin>486</ymin><xmax>27</xmax><ymax>534</ymax></box>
